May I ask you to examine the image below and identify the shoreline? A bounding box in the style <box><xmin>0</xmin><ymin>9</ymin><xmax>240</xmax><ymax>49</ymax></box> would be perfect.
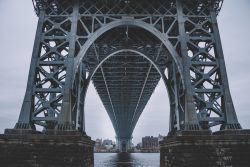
<box><xmin>94</xmin><ymin>152</ymin><xmax>160</xmax><ymax>153</ymax></box>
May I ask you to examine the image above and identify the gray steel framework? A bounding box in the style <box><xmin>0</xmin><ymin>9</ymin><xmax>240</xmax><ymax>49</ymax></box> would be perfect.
<box><xmin>15</xmin><ymin>0</ymin><xmax>241</xmax><ymax>143</ymax></box>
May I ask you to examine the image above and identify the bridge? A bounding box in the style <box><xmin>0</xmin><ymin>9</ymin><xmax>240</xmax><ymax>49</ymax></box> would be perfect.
<box><xmin>0</xmin><ymin>0</ymin><xmax>250</xmax><ymax>166</ymax></box>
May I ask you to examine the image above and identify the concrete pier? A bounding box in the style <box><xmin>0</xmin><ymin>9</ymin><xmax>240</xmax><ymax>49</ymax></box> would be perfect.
<box><xmin>160</xmin><ymin>130</ymin><xmax>250</xmax><ymax>167</ymax></box>
<box><xmin>0</xmin><ymin>130</ymin><xmax>94</xmax><ymax>167</ymax></box>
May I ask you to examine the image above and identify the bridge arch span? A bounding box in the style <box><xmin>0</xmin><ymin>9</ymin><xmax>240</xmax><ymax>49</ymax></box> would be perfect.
<box><xmin>82</xmin><ymin>49</ymin><xmax>171</xmax><ymax>151</ymax></box>
<box><xmin>73</xmin><ymin>19</ymin><xmax>184</xmax><ymax>86</ymax></box>
<box><xmin>72</xmin><ymin>23</ymin><xmax>186</xmax><ymax>137</ymax></box>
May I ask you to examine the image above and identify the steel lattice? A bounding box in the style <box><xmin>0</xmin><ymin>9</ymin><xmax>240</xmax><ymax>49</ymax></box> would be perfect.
<box><xmin>15</xmin><ymin>0</ymin><xmax>241</xmax><ymax>147</ymax></box>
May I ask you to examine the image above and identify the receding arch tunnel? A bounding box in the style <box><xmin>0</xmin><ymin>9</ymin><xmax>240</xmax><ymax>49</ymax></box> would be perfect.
<box><xmin>74</xmin><ymin>26</ymin><xmax>185</xmax><ymax>151</ymax></box>
<box><xmin>91</xmin><ymin>52</ymin><xmax>162</xmax><ymax>138</ymax></box>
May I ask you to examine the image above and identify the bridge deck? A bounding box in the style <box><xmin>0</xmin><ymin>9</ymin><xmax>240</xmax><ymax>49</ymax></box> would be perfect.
<box><xmin>86</xmin><ymin>27</ymin><xmax>164</xmax><ymax>139</ymax></box>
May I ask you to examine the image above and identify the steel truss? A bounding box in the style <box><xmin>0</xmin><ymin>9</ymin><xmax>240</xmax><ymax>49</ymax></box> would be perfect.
<box><xmin>15</xmin><ymin>0</ymin><xmax>241</xmax><ymax>140</ymax></box>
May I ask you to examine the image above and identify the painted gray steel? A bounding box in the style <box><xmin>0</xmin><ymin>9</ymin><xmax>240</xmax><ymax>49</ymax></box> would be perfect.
<box><xmin>15</xmin><ymin>0</ymin><xmax>240</xmax><ymax>148</ymax></box>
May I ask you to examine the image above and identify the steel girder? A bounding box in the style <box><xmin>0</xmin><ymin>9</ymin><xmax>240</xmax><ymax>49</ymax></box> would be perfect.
<box><xmin>32</xmin><ymin>0</ymin><xmax>224</xmax><ymax>16</ymax></box>
<box><xmin>15</xmin><ymin>0</ymin><xmax>241</xmax><ymax>136</ymax></box>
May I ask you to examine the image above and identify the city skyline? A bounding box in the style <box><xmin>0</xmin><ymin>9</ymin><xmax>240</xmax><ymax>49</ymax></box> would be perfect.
<box><xmin>0</xmin><ymin>0</ymin><xmax>250</xmax><ymax>144</ymax></box>
<box><xmin>93</xmin><ymin>133</ymin><xmax>164</xmax><ymax>145</ymax></box>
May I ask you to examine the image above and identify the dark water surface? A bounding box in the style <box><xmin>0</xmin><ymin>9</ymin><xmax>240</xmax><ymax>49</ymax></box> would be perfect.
<box><xmin>94</xmin><ymin>153</ymin><xmax>160</xmax><ymax>167</ymax></box>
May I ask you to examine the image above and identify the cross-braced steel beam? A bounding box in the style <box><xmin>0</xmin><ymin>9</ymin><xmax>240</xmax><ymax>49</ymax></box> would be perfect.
<box><xmin>14</xmin><ymin>0</ymin><xmax>241</xmax><ymax>143</ymax></box>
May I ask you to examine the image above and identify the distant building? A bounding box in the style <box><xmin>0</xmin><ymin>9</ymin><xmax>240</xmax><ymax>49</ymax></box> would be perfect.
<box><xmin>102</xmin><ymin>139</ymin><xmax>114</xmax><ymax>150</ymax></box>
<box><xmin>142</xmin><ymin>136</ymin><xmax>159</xmax><ymax>152</ymax></box>
<box><xmin>102</xmin><ymin>139</ymin><xmax>112</xmax><ymax>146</ymax></box>
<box><xmin>135</xmin><ymin>142</ymin><xmax>142</xmax><ymax>151</ymax></box>
<box><xmin>94</xmin><ymin>138</ymin><xmax>116</xmax><ymax>152</ymax></box>
<box><xmin>94</xmin><ymin>139</ymin><xmax>102</xmax><ymax>152</ymax></box>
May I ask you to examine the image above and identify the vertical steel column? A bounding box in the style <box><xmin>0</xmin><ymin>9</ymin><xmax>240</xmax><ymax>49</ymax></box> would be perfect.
<box><xmin>172</xmin><ymin>63</ymin><xmax>181</xmax><ymax>131</ymax></box>
<box><xmin>167</xmin><ymin>63</ymin><xmax>181</xmax><ymax>133</ymax></box>
<box><xmin>210</xmin><ymin>10</ymin><xmax>241</xmax><ymax>130</ymax></box>
<box><xmin>75</xmin><ymin>63</ymin><xmax>87</xmax><ymax>133</ymax></box>
<box><xmin>57</xmin><ymin>0</ymin><xmax>79</xmax><ymax>130</ymax></box>
<box><xmin>176</xmin><ymin>0</ymin><xmax>200</xmax><ymax>130</ymax></box>
<box><xmin>15</xmin><ymin>11</ymin><xmax>46</xmax><ymax>129</ymax></box>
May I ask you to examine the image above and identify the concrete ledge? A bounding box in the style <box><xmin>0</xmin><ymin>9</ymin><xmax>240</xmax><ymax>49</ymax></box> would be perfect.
<box><xmin>0</xmin><ymin>130</ymin><xmax>95</xmax><ymax>167</ymax></box>
<box><xmin>160</xmin><ymin>130</ymin><xmax>250</xmax><ymax>167</ymax></box>
<box><xmin>4</xmin><ymin>128</ymin><xmax>41</xmax><ymax>135</ymax></box>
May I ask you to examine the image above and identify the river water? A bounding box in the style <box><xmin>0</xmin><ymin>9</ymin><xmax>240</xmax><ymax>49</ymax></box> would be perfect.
<box><xmin>94</xmin><ymin>153</ymin><xmax>160</xmax><ymax>167</ymax></box>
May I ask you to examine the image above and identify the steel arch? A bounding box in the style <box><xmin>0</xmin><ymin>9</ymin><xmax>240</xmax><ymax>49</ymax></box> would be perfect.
<box><xmin>78</xmin><ymin>49</ymin><xmax>175</xmax><ymax>134</ymax></box>
<box><xmin>73</xmin><ymin>19</ymin><xmax>184</xmax><ymax>87</ymax></box>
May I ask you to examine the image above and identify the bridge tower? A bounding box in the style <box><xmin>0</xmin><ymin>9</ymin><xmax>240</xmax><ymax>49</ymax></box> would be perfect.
<box><xmin>1</xmin><ymin>0</ymin><xmax>250</xmax><ymax>166</ymax></box>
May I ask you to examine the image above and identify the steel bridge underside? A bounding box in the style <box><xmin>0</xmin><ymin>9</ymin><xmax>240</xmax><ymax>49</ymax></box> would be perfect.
<box><xmin>85</xmin><ymin>27</ymin><xmax>167</xmax><ymax>139</ymax></box>
<box><xmin>15</xmin><ymin>0</ymin><xmax>241</xmax><ymax>138</ymax></box>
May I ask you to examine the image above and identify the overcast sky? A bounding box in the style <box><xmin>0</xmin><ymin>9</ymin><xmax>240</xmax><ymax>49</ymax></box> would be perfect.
<box><xmin>0</xmin><ymin>0</ymin><xmax>249</xmax><ymax>144</ymax></box>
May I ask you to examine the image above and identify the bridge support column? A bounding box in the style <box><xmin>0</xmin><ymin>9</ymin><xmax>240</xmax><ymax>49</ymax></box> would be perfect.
<box><xmin>0</xmin><ymin>130</ymin><xmax>94</xmax><ymax>167</ymax></box>
<box><xmin>116</xmin><ymin>137</ymin><xmax>132</xmax><ymax>152</ymax></box>
<box><xmin>160</xmin><ymin>130</ymin><xmax>250</xmax><ymax>167</ymax></box>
